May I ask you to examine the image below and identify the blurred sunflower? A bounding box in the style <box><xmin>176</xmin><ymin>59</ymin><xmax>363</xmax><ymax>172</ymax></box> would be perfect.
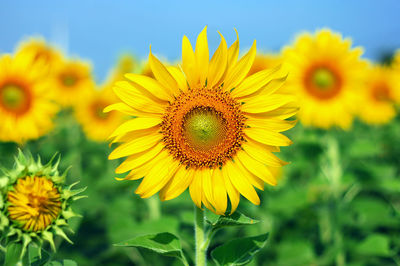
<box><xmin>16</xmin><ymin>38</ymin><xmax>63</xmax><ymax>71</ymax></box>
<box><xmin>75</xmin><ymin>86</ymin><xmax>126</xmax><ymax>142</ymax></box>
<box><xmin>358</xmin><ymin>66</ymin><xmax>400</xmax><ymax>125</ymax></box>
<box><xmin>0</xmin><ymin>151</ymin><xmax>84</xmax><ymax>254</ymax></box>
<box><xmin>0</xmin><ymin>53</ymin><xmax>59</xmax><ymax>143</ymax></box>
<box><xmin>283</xmin><ymin>29</ymin><xmax>368</xmax><ymax>129</ymax></box>
<box><xmin>51</xmin><ymin>59</ymin><xmax>95</xmax><ymax>107</ymax></box>
<box><xmin>106</xmin><ymin>27</ymin><xmax>297</xmax><ymax>215</ymax></box>
<box><xmin>247</xmin><ymin>53</ymin><xmax>282</xmax><ymax>76</ymax></box>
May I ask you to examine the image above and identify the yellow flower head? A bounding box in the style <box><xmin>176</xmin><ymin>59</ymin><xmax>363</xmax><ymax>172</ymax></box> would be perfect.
<box><xmin>51</xmin><ymin>59</ymin><xmax>95</xmax><ymax>107</ymax></box>
<box><xmin>358</xmin><ymin>65</ymin><xmax>399</xmax><ymax>125</ymax></box>
<box><xmin>75</xmin><ymin>86</ymin><xmax>126</xmax><ymax>142</ymax></box>
<box><xmin>283</xmin><ymin>29</ymin><xmax>368</xmax><ymax>129</ymax></box>
<box><xmin>0</xmin><ymin>151</ymin><xmax>85</xmax><ymax>254</ymax></box>
<box><xmin>0</xmin><ymin>53</ymin><xmax>59</xmax><ymax>143</ymax></box>
<box><xmin>106</xmin><ymin>27</ymin><xmax>297</xmax><ymax>215</ymax></box>
<box><xmin>15</xmin><ymin>38</ymin><xmax>63</xmax><ymax>72</ymax></box>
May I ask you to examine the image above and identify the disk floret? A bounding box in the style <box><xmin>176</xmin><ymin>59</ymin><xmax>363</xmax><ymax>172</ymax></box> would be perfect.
<box><xmin>161</xmin><ymin>86</ymin><xmax>246</xmax><ymax>169</ymax></box>
<box><xmin>0</xmin><ymin>150</ymin><xmax>85</xmax><ymax>255</ymax></box>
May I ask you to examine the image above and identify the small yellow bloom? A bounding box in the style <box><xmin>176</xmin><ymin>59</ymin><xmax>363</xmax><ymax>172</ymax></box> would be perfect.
<box><xmin>75</xmin><ymin>87</ymin><xmax>126</xmax><ymax>142</ymax></box>
<box><xmin>15</xmin><ymin>38</ymin><xmax>63</xmax><ymax>72</ymax></box>
<box><xmin>0</xmin><ymin>151</ymin><xmax>85</xmax><ymax>253</ymax></box>
<box><xmin>358</xmin><ymin>65</ymin><xmax>399</xmax><ymax>125</ymax></box>
<box><xmin>283</xmin><ymin>29</ymin><xmax>368</xmax><ymax>129</ymax></box>
<box><xmin>7</xmin><ymin>176</ymin><xmax>61</xmax><ymax>232</ymax></box>
<box><xmin>107</xmin><ymin>27</ymin><xmax>297</xmax><ymax>215</ymax></box>
<box><xmin>51</xmin><ymin>59</ymin><xmax>95</xmax><ymax>107</ymax></box>
<box><xmin>0</xmin><ymin>52</ymin><xmax>59</xmax><ymax>143</ymax></box>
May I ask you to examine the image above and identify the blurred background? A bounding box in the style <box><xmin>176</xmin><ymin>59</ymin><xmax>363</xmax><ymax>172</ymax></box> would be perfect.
<box><xmin>1</xmin><ymin>0</ymin><xmax>400</xmax><ymax>81</ymax></box>
<box><xmin>1</xmin><ymin>1</ymin><xmax>400</xmax><ymax>265</ymax></box>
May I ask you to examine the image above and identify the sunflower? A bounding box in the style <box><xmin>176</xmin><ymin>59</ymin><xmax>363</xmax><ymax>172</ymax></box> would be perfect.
<box><xmin>75</xmin><ymin>86</ymin><xmax>126</xmax><ymax>142</ymax></box>
<box><xmin>248</xmin><ymin>53</ymin><xmax>282</xmax><ymax>76</ymax></box>
<box><xmin>51</xmin><ymin>59</ymin><xmax>95</xmax><ymax>107</ymax></box>
<box><xmin>0</xmin><ymin>151</ymin><xmax>85</xmax><ymax>255</ymax></box>
<box><xmin>358</xmin><ymin>65</ymin><xmax>399</xmax><ymax>125</ymax></box>
<box><xmin>283</xmin><ymin>29</ymin><xmax>368</xmax><ymax>129</ymax></box>
<box><xmin>0</xmin><ymin>52</ymin><xmax>59</xmax><ymax>143</ymax></box>
<box><xmin>15</xmin><ymin>38</ymin><xmax>63</xmax><ymax>72</ymax></box>
<box><xmin>106</xmin><ymin>27</ymin><xmax>297</xmax><ymax>215</ymax></box>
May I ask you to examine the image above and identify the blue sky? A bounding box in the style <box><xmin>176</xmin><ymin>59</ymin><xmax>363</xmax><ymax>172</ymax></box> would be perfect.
<box><xmin>1</xmin><ymin>0</ymin><xmax>400</xmax><ymax>82</ymax></box>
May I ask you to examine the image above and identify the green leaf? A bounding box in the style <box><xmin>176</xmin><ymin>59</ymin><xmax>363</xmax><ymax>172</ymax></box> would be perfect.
<box><xmin>114</xmin><ymin>232</ymin><xmax>187</xmax><ymax>264</ymax></box>
<box><xmin>355</xmin><ymin>234</ymin><xmax>392</xmax><ymax>257</ymax></box>
<box><xmin>28</xmin><ymin>245</ymin><xmax>51</xmax><ymax>266</ymax></box>
<box><xmin>4</xmin><ymin>242</ymin><xmax>23</xmax><ymax>266</ymax></box>
<box><xmin>206</xmin><ymin>211</ymin><xmax>259</xmax><ymax>230</ymax></box>
<box><xmin>211</xmin><ymin>233</ymin><xmax>268</xmax><ymax>266</ymax></box>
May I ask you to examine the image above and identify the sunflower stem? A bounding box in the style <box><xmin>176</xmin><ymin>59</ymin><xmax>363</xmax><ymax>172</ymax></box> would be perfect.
<box><xmin>194</xmin><ymin>206</ymin><xmax>206</xmax><ymax>266</ymax></box>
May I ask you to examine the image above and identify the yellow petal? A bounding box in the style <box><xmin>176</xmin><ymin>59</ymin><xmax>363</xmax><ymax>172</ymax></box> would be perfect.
<box><xmin>245</xmin><ymin>127</ymin><xmax>293</xmax><ymax>146</ymax></box>
<box><xmin>221</xmin><ymin>166</ymin><xmax>240</xmax><ymax>214</ymax></box>
<box><xmin>110</xmin><ymin>117</ymin><xmax>161</xmax><ymax>138</ymax></box>
<box><xmin>208</xmin><ymin>32</ymin><xmax>228</xmax><ymax>88</ymax></box>
<box><xmin>104</xmin><ymin>103</ymin><xmax>142</xmax><ymax>116</ymax></box>
<box><xmin>182</xmin><ymin>35</ymin><xmax>197</xmax><ymax>88</ymax></box>
<box><xmin>247</xmin><ymin>102</ymin><xmax>299</xmax><ymax>120</ymax></box>
<box><xmin>227</xmin><ymin>29</ymin><xmax>240</xmax><ymax>72</ymax></box>
<box><xmin>108</xmin><ymin>132</ymin><xmax>161</xmax><ymax>159</ymax></box>
<box><xmin>125</xmin><ymin>74</ymin><xmax>173</xmax><ymax>101</ymax></box>
<box><xmin>246</xmin><ymin>117</ymin><xmax>297</xmax><ymax>132</ymax></box>
<box><xmin>113</xmin><ymin>81</ymin><xmax>166</xmax><ymax>114</ymax></box>
<box><xmin>115</xmin><ymin>142</ymin><xmax>164</xmax><ymax>174</ymax></box>
<box><xmin>237</xmin><ymin>151</ymin><xmax>277</xmax><ymax>186</ymax></box>
<box><xmin>167</xmin><ymin>66</ymin><xmax>188</xmax><ymax>92</ymax></box>
<box><xmin>195</xmin><ymin>26</ymin><xmax>209</xmax><ymax>87</ymax></box>
<box><xmin>135</xmin><ymin>151</ymin><xmax>180</xmax><ymax>198</ymax></box>
<box><xmin>242</xmin><ymin>141</ymin><xmax>287</xmax><ymax>167</ymax></box>
<box><xmin>212</xmin><ymin>168</ymin><xmax>228</xmax><ymax>215</ymax></box>
<box><xmin>225</xmin><ymin>160</ymin><xmax>260</xmax><ymax>205</ymax></box>
<box><xmin>231</xmin><ymin>64</ymin><xmax>286</xmax><ymax>98</ymax></box>
<box><xmin>189</xmin><ymin>172</ymin><xmax>203</xmax><ymax>209</ymax></box>
<box><xmin>224</xmin><ymin>40</ymin><xmax>256</xmax><ymax>91</ymax></box>
<box><xmin>234</xmin><ymin>159</ymin><xmax>265</xmax><ymax>190</ymax></box>
<box><xmin>202</xmin><ymin>168</ymin><xmax>217</xmax><ymax>212</ymax></box>
<box><xmin>241</xmin><ymin>94</ymin><xmax>297</xmax><ymax>114</ymax></box>
<box><xmin>159</xmin><ymin>167</ymin><xmax>195</xmax><ymax>201</ymax></box>
<box><xmin>149</xmin><ymin>48</ymin><xmax>179</xmax><ymax>96</ymax></box>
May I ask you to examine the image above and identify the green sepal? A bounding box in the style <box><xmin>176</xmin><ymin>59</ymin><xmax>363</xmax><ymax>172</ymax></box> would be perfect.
<box><xmin>41</xmin><ymin>231</ymin><xmax>56</xmax><ymax>251</ymax></box>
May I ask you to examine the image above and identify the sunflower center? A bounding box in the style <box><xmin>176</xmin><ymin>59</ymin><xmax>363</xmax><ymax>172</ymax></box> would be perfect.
<box><xmin>0</xmin><ymin>84</ymin><xmax>31</xmax><ymax>114</ymax></box>
<box><xmin>7</xmin><ymin>176</ymin><xmax>61</xmax><ymax>232</ymax></box>
<box><xmin>305</xmin><ymin>66</ymin><xmax>342</xmax><ymax>100</ymax></box>
<box><xmin>372</xmin><ymin>83</ymin><xmax>392</xmax><ymax>102</ymax></box>
<box><xmin>61</xmin><ymin>74</ymin><xmax>77</xmax><ymax>87</ymax></box>
<box><xmin>183</xmin><ymin>107</ymin><xmax>226</xmax><ymax>151</ymax></box>
<box><xmin>312</xmin><ymin>68</ymin><xmax>335</xmax><ymax>89</ymax></box>
<box><xmin>162</xmin><ymin>87</ymin><xmax>245</xmax><ymax>169</ymax></box>
<box><xmin>92</xmin><ymin>101</ymin><xmax>109</xmax><ymax>120</ymax></box>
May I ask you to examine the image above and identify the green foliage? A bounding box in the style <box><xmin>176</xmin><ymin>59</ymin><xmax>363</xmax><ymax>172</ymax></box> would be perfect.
<box><xmin>1</xmin><ymin>109</ymin><xmax>399</xmax><ymax>266</ymax></box>
<box><xmin>211</xmin><ymin>233</ymin><xmax>268</xmax><ymax>265</ymax></box>
<box><xmin>115</xmin><ymin>232</ymin><xmax>188</xmax><ymax>265</ymax></box>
